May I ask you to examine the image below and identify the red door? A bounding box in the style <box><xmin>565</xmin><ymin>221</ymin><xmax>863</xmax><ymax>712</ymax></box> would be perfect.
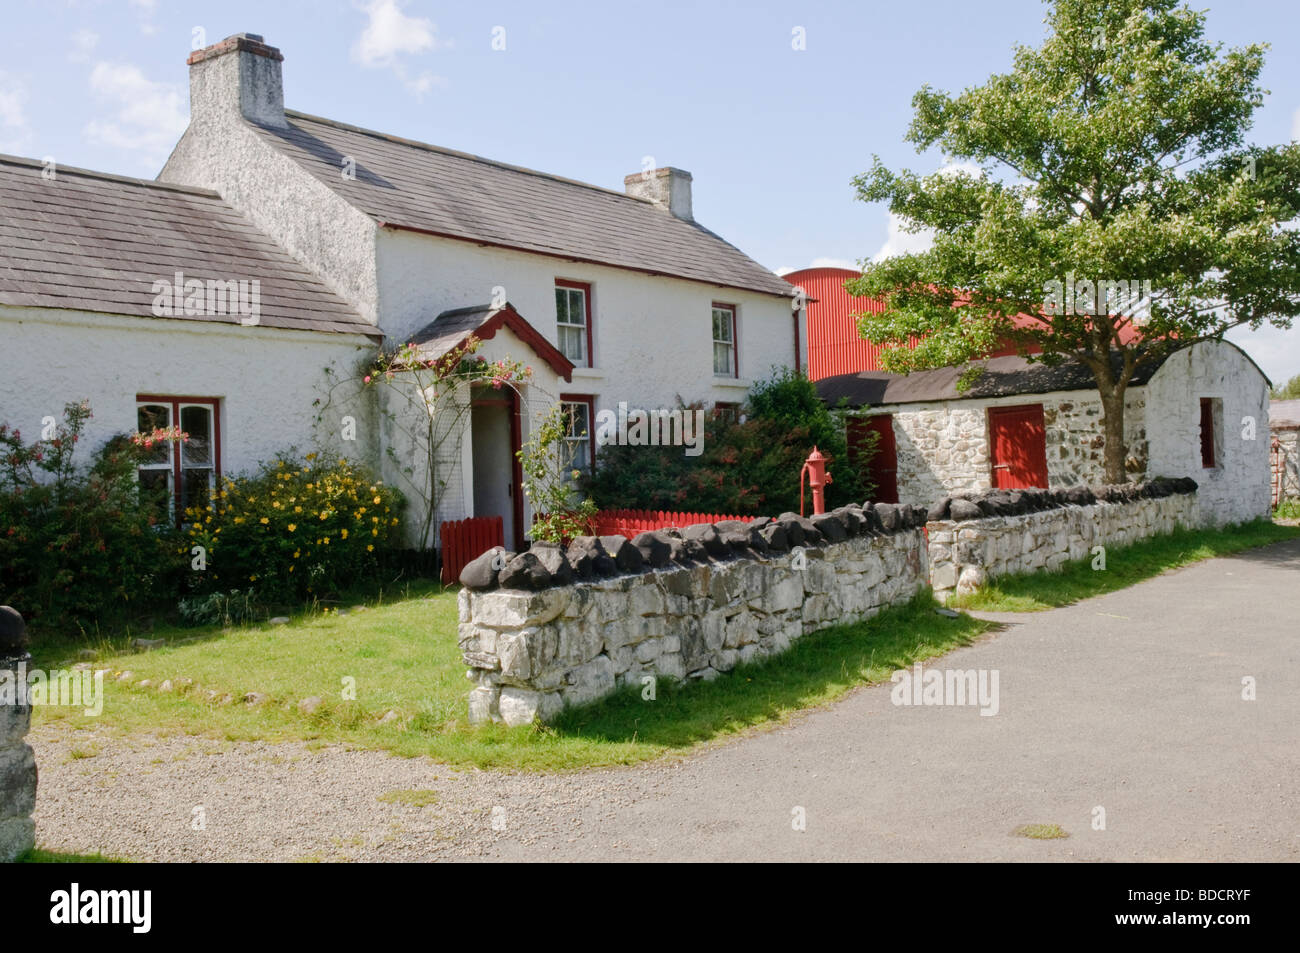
<box><xmin>848</xmin><ymin>414</ymin><xmax>898</xmax><ymax>503</ymax></box>
<box><xmin>988</xmin><ymin>404</ymin><xmax>1049</xmax><ymax>489</ymax></box>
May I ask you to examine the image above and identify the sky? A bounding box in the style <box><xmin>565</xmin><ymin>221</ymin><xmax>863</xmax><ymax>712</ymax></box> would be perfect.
<box><xmin>1</xmin><ymin>0</ymin><xmax>1298</xmax><ymax>383</ymax></box>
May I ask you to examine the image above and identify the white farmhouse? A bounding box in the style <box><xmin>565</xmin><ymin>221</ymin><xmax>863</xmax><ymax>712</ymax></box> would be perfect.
<box><xmin>0</xmin><ymin>33</ymin><xmax>797</xmax><ymax>554</ymax></box>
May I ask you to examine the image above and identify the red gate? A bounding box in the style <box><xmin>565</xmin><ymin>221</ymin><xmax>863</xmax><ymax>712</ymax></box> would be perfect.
<box><xmin>440</xmin><ymin>516</ymin><xmax>504</xmax><ymax>584</ymax></box>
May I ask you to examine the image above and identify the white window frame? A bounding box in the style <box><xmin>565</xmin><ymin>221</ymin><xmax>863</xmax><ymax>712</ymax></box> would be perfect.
<box><xmin>555</xmin><ymin>282</ymin><xmax>591</xmax><ymax>366</ymax></box>
<box><xmin>712</xmin><ymin>303</ymin><xmax>737</xmax><ymax>377</ymax></box>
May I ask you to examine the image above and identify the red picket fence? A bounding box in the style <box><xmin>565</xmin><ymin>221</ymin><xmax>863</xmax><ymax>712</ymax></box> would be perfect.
<box><xmin>439</xmin><ymin>515</ymin><xmax>504</xmax><ymax>585</ymax></box>
<box><xmin>588</xmin><ymin>508</ymin><xmax>755</xmax><ymax>538</ymax></box>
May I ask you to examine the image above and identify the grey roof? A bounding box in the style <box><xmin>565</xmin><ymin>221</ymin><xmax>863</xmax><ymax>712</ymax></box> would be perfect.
<box><xmin>1271</xmin><ymin>399</ymin><xmax>1300</xmax><ymax>429</ymax></box>
<box><xmin>409</xmin><ymin>302</ymin><xmax>575</xmax><ymax>381</ymax></box>
<box><xmin>0</xmin><ymin>155</ymin><xmax>375</xmax><ymax>336</ymax></box>
<box><xmin>818</xmin><ymin>352</ymin><xmax>1173</xmax><ymax>408</ymax></box>
<box><xmin>247</xmin><ymin>111</ymin><xmax>793</xmax><ymax>298</ymax></box>
<box><xmin>409</xmin><ymin>304</ymin><xmax>499</xmax><ymax>356</ymax></box>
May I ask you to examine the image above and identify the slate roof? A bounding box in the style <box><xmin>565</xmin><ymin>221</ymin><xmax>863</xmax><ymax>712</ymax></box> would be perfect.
<box><xmin>0</xmin><ymin>155</ymin><xmax>375</xmax><ymax>336</ymax></box>
<box><xmin>246</xmin><ymin>111</ymin><xmax>793</xmax><ymax>299</ymax></box>
<box><xmin>817</xmin><ymin>352</ymin><xmax>1175</xmax><ymax>408</ymax></box>
<box><xmin>409</xmin><ymin>302</ymin><xmax>575</xmax><ymax>382</ymax></box>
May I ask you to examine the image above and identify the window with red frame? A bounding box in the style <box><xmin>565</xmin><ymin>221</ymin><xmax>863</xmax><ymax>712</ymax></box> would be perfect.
<box><xmin>555</xmin><ymin>280</ymin><xmax>593</xmax><ymax>367</ymax></box>
<box><xmin>1199</xmin><ymin>397</ymin><xmax>1221</xmax><ymax>468</ymax></box>
<box><xmin>712</xmin><ymin>303</ymin><xmax>737</xmax><ymax>377</ymax></box>
<box><xmin>559</xmin><ymin>395</ymin><xmax>596</xmax><ymax>475</ymax></box>
<box><xmin>135</xmin><ymin>396</ymin><xmax>220</xmax><ymax>524</ymax></box>
<box><xmin>713</xmin><ymin>401</ymin><xmax>740</xmax><ymax>424</ymax></box>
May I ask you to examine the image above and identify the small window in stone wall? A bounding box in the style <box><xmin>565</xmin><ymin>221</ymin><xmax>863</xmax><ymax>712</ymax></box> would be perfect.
<box><xmin>1199</xmin><ymin>397</ymin><xmax>1222</xmax><ymax>469</ymax></box>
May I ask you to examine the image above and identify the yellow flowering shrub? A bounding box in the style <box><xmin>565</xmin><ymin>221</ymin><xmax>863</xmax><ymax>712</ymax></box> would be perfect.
<box><xmin>186</xmin><ymin>455</ymin><xmax>405</xmax><ymax>601</ymax></box>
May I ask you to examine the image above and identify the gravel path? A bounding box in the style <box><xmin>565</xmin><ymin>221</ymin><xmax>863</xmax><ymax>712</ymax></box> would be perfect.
<box><xmin>30</xmin><ymin>539</ymin><xmax>1300</xmax><ymax>862</ymax></box>
<box><xmin>30</xmin><ymin>726</ymin><xmax>679</xmax><ymax>862</ymax></box>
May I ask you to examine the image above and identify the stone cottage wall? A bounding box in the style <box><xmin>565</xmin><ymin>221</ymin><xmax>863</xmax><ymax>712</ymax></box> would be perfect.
<box><xmin>927</xmin><ymin>488</ymin><xmax>1199</xmax><ymax>601</ymax></box>
<box><xmin>1043</xmin><ymin>391</ymin><xmax>1148</xmax><ymax>485</ymax></box>
<box><xmin>875</xmin><ymin>390</ymin><xmax>1147</xmax><ymax>507</ymax></box>
<box><xmin>460</xmin><ymin>528</ymin><xmax>928</xmax><ymax>725</ymax></box>
<box><xmin>890</xmin><ymin>406</ymin><xmax>990</xmax><ymax>503</ymax></box>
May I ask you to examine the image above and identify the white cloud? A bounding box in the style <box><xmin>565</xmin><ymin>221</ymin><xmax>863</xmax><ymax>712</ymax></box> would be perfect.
<box><xmin>83</xmin><ymin>62</ymin><xmax>188</xmax><ymax>172</ymax></box>
<box><xmin>0</xmin><ymin>71</ymin><xmax>33</xmax><ymax>155</ymax></box>
<box><xmin>353</xmin><ymin>0</ymin><xmax>447</xmax><ymax>97</ymax></box>
<box><xmin>69</xmin><ymin>30</ymin><xmax>99</xmax><ymax>63</ymax></box>
<box><xmin>128</xmin><ymin>0</ymin><xmax>158</xmax><ymax>35</ymax></box>
<box><xmin>871</xmin><ymin>213</ymin><xmax>936</xmax><ymax>263</ymax></box>
<box><xmin>355</xmin><ymin>0</ymin><xmax>439</xmax><ymax>66</ymax></box>
<box><xmin>869</xmin><ymin>161</ymin><xmax>982</xmax><ymax>263</ymax></box>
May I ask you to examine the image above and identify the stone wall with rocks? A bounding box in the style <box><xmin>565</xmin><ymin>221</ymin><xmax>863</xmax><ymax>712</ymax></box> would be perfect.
<box><xmin>872</xmin><ymin>391</ymin><xmax>1148</xmax><ymax>508</ymax></box>
<box><xmin>1274</xmin><ymin>427</ymin><xmax>1300</xmax><ymax>501</ymax></box>
<box><xmin>889</xmin><ymin>406</ymin><xmax>989</xmax><ymax>505</ymax></box>
<box><xmin>1043</xmin><ymin>391</ymin><xmax>1148</xmax><ymax>485</ymax></box>
<box><xmin>458</xmin><ymin>506</ymin><xmax>929</xmax><ymax>725</ymax></box>
<box><xmin>925</xmin><ymin>480</ymin><xmax>1199</xmax><ymax>601</ymax></box>
<box><xmin>0</xmin><ymin>607</ymin><xmax>36</xmax><ymax>862</ymax></box>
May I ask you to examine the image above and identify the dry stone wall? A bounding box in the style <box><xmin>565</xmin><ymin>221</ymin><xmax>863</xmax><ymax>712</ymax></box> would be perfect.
<box><xmin>458</xmin><ymin>481</ymin><xmax>1200</xmax><ymax>723</ymax></box>
<box><xmin>926</xmin><ymin>481</ymin><xmax>1199</xmax><ymax>601</ymax></box>
<box><xmin>458</xmin><ymin>507</ymin><xmax>929</xmax><ymax>725</ymax></box>
<box><xmin>1271</xmin><ymin>427</ymin><xmax>1299</xmax><ymax>502</ymax></box>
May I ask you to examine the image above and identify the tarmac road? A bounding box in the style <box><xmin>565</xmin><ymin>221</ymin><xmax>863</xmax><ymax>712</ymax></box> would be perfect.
<box><xmin>31</xmin><ymin>539</ymin><xmax>1300</xmax><ymax>862</ymax></box>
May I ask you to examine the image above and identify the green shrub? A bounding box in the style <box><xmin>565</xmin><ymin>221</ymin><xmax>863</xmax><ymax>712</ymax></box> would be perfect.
<box><xmin>0</xmin><ymin>401</ymin><xmax>183</xmax><ymax>629</ymax></box>
<box><xmin>584</xmin><ymin>368</ymin><xmax>873</xmax><ymax>515</ymax></box>
<box><xmin>1274</xmin><ymin>497</ymin><xmax>1300</xmax><ymax>520</ymax></box>
<box><xmin>177</xmin><ymin>589</ymin><xmax>261</xmax><ymax>627</ymax></box>
<box><xmin>184</xmin><ymin>454</ymin><xmax>405</xmax><ymax>601</ymax></box>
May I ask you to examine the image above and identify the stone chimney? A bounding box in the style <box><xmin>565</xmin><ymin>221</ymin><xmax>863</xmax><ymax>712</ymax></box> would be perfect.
<box><xmin>624</xmin><ymin>167</ymin><xmax>693</xmax><ymax>221</ymax></box>
<box><xmin>186</xmin><ymin>33</ymin><xmax>287</xmax><ymax>128</ymax></box>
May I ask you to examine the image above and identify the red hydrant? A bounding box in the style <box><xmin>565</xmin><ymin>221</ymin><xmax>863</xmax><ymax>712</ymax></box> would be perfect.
<box><xmin>800</xmin><ymin>446</ymin><xmax>832</xmax><ymax>516</ymax></box>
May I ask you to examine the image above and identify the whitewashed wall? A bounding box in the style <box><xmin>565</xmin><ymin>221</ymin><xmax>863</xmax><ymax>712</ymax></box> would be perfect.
<box><xmin>376</xmin><ymin>229</ymin><xmax>795</xmax><ymax>412</ymax></box>
<box><xmin>159</xmin><ymin>66</ymin><xmax>382</xmax><ymax>324</ymax></box>
<box><xmin>1144</xmin><ymin>340</ymin><xmax>1271</xmax><ymax>525</ymax></box>
<box><xmin>0</xmin><ymin>306</ymin><xmax>377</xmax><ymax>478</ymax></box>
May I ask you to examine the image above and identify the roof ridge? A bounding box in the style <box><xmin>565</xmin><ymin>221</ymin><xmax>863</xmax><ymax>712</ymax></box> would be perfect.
<box><xmin>280</xmin><ymin>110</ymin><xmax>655</xmax><ymax>206</ymax></box>
<box><xmin>0</xmin><ymin>154</ymin><xmax>221</xmax><ymax>198</ymax></box>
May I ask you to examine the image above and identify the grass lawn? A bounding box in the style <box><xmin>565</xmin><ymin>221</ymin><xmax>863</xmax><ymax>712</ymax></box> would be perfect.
<box><xmin>29</xmin><ymin>586</ymin><xmax>990</xmax><ymax>772</ymax></box>
<box><xmin>17</xmin><ymin>848</ymin><xmax>125</xmax><ymax>863</ymax></box>
<box><xmin>948</xmin><ymin>518</ymin><xmax>1300</xmax><ymax>613</ymax></box>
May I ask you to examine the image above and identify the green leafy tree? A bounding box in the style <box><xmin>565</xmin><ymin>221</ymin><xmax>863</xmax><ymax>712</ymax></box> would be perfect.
<box><xmin>1271</xmin><ymin>373</ymin><xmax>1300</xmax><ymax>400</ymax></box>
<box><xmin>848</xmin><ymin>0</ymin><xmax>1300</xmax><ymax>483</ymax></box>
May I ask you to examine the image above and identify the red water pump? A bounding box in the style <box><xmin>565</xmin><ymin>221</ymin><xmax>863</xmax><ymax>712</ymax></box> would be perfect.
<box><xmin>800</xmin><ymin>446</ymin><xmax>832</xmax><ymax>517</ymax></box>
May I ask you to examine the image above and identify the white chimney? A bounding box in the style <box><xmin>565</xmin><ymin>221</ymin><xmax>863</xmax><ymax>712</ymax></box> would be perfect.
<box><xmin>624</xmin><ymin>167</ymin><xmax>693</xmax><ymax>221</ymax></box>
<box><xmin>186</xmin><ymin>33</ymin><xmax>287</xmax><ymax>129</ymax></box>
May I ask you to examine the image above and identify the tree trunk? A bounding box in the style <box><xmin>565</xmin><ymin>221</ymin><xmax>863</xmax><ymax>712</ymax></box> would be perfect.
<box><xmin>1099</xmin><ymin>387</ymin><xmax>1128</xmax><ymax>485</ymax></box>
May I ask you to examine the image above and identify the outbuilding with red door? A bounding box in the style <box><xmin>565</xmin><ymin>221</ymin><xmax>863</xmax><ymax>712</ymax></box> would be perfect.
<box><xmin>817</xmin><ymin>339</ymin><xmax>1272</xmax><ymax>527</ymax></box>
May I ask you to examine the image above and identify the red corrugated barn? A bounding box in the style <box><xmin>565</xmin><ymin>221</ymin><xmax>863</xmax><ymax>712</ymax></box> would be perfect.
<box><xmin>784</xmin><ymin>267</ymin><xmax>894</xmax><ymax>381</ymax></box>
<box><xmin>784</xmin><ymin>265</ymin><xmax>1030</xmax><ymax>382</ymax></box>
